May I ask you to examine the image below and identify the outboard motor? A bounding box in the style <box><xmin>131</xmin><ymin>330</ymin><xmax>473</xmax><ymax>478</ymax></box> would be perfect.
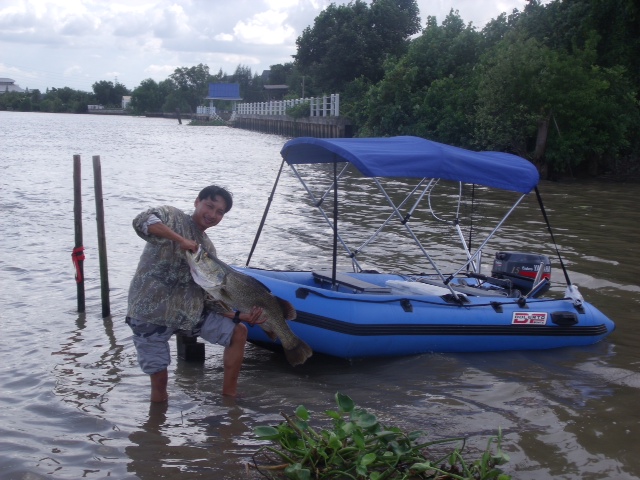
<box><xmin>491</xmin><ymin>252</ymin><xmax>551</xmax><ymax>297</ymax></box>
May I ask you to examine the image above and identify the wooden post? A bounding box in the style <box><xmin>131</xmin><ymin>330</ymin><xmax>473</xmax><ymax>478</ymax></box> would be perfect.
<box><xmin>92</xmin><ymin>155</ymin><xmax>111</xmax><ymax>318</ymax></box>
<box><xmin>73</xmin><ymin>155</ymin><xmax>85</xmax><ymax>313</ymax></box>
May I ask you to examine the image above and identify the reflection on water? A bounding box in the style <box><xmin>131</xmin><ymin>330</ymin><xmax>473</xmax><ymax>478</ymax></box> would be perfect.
<box><xmin>1</xmin><ymin>111</ymin><xmax>639</xmax><ymax>479</ymax></box>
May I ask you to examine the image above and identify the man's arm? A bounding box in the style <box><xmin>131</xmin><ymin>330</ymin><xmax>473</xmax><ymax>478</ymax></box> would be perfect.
<box><xmin>147</xmin><ymin>222</ymin><xmax>198</xmax><ymax>252</ymax></box>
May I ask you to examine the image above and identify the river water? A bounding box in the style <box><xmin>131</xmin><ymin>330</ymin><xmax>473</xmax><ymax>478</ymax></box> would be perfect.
<box><xmin>1</xmin><ymin>111</ymin><xmax>639</xmax><ymax>479</ymax></box>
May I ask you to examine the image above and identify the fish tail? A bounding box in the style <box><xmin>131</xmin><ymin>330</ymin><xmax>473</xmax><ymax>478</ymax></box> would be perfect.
<box><xmin>283</xmin><ymin>339</ymin><xmax>313</xmax><ymax>366</ymax></box>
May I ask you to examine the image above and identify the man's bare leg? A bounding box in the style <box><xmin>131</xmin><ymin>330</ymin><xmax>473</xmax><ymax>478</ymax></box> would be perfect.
<box><xmin>222</xmin><ymin>323</ymin><xmax>248</xmax><ymax>397</ymax></box>
<box><xmin>150</xmin><ymin>369</ymin><xmax>168</xmax><ymax>402</ymax></box>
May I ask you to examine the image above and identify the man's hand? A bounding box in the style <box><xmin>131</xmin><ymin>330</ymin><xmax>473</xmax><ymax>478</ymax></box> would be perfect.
<box><xmin>239</xmin><ymin>306</ymin><xmax>266</xmax><ymax>326</ymax></box>
<box><xmin>148</xmin><ymin>222</ymin><xmax>198</xmax><ymax>252</ymax></box>
<box><xmin>178</xmin><ymin>238</ymin><xmax>198</xmax><ymax>252</ymax></box>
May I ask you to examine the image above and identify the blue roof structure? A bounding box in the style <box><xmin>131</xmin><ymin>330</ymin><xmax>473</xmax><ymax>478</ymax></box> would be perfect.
<box><xmin>206</xmin><ymin>83</ymin><xmax>242</xmax><ymax>100</ymax></box>
<box><xmin>281</xmin><ymin>136</ymin><xmax>539</xmax><ymax>194</ymax></box>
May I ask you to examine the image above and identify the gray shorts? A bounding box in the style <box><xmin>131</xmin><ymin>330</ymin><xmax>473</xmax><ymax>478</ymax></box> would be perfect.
<box><xmin>126</xmin><ymin>312</ymin><xmax>236</xmax><ymax>375</ymax></box>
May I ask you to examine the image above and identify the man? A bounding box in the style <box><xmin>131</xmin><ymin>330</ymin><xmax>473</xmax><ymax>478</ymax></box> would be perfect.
<box><xmin>126</xmin><ymin>185</ymin><xmax>263</xmax><ymax>402</ymax></box>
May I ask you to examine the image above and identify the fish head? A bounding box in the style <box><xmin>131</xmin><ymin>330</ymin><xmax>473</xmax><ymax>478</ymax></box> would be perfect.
<box><xmin>185</xmin><ymin>245</ymin><xmax>226</xmax><ymax>291</ymax></box>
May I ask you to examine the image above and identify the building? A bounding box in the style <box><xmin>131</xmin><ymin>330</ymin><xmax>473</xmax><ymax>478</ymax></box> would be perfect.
<box><xmin>122</xmin><ymin>96</ymin><xmax>132</xmax><ymax>109</ymax></box>
<box><xmin>0</xmin><ymin>78</ymin><xmax>26</xmax><ymax>94</ymax></box>
<box><xmin>264</xmin><ymin>84</ymin><xmax>289</xmax><ymax>101</ymax></box>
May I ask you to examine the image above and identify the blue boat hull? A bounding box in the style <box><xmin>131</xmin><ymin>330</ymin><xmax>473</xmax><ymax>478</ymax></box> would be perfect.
<box><xmin>239</xmin><ymin>268</ymin><xmax>615</xmax><ymax>359</ymax></box>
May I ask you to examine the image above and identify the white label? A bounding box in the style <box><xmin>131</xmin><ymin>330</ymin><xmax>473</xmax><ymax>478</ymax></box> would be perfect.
<box><xmin>512</xmin><ymin>312</ymin><xmax>548</xmax><ymax>325</ymax></box>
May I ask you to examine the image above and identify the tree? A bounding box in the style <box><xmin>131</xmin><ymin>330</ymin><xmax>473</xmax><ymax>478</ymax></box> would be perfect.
<box><xmin>232</xmin><ymin>64</ymin><xmax>264</xmax><ymax>102</ymax></box>
<box><xmin>92</xmin><ymin>80</ymin><xmax>130</xmax><ymax>107</ymax></box>
<box><xmin>474</xmin><ymin>31</ymin><xmax>638</xmax><ymax>175</ymax></box>
<box><xmin>294</xmin><ymin>0</ymin><xmax>421</xmax><ymax>92</ymax></box>
<box><xmin>169</xmin><ymin>64</ymin><xmax>210</xmax><ymax>112</ymax></box>
<box><xmin>130</xmin><ymin>78</ymin><xmax>168</xmax><ymax>114</ymax></box>
<box><xmin>351</xmin><ymin>10</ymin><xmax>482</xmax><ymax>143</ymax></box>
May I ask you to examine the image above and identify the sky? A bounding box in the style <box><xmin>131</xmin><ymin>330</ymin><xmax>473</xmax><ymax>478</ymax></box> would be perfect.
<box><xmin>1</xmin><ymin>0</ymin><xmax>542</xmax><ymax>93</ymax></box>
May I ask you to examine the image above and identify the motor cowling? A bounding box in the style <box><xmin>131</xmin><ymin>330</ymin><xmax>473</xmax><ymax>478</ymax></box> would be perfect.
<box><xmin>491</xmin><ymin>251</ymin><xmax>551</xmax><ymax>296</ymax></box>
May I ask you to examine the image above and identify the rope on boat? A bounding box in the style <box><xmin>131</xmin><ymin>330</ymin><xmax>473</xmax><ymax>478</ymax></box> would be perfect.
<box><xmin>246</xmin><ymin>158</ymin><xmax>286</xmax><ymax>267</ymax></box>
<box><xmin>534</xmin><ymin>186</ymin><xmax>572</xmax><ymax>286</ymax></box>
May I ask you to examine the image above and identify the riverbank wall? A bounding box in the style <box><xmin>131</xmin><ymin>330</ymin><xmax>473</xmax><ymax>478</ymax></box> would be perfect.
<box><xmin>230</xmin><ymin>114</ymin><xmax>353</xmax><ymax>138</ymax></box>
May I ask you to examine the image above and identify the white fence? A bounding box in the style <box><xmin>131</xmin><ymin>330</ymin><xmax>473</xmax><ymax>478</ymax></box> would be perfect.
<box><xmin>235</xmin><ymin>94</ymin><xmax>340</xmax><ymax>117</ymax></box>
<box><xmin>196</xmin><ymin>105</ymin><xmax>217</xmax><ymax>115</ymax></box>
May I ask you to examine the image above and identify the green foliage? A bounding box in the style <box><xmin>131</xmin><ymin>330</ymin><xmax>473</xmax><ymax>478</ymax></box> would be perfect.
<box><xmin>252</xmin><ymin>392</ymin><xmax>511</xmax><ymax>479</ymax></box>
<box><xmin>169</xmin><ymin>63</ymin><xmax>211</xmax><ymax>112</ymax></box>
<box><xmin>295</xmin><ymin>0</ymin><xmax>421</xmax><ymax>92</ymax></box>
<box><xmin>130</xmin><ymin>78</ymin><xmax>175</xmax><ymax>114</ymax></box>
<box><xmin>286</xmin><ymin>101</ymin><xmax>310</xmax><ymax>119</ymax></box>
<box><xmin>474</xmin><ymin>30</ymin><xmax>639</xmax><ymax>174</ymax></box>
<box><xmin>92</xmin><ymin>80</ymin><xmax>130</xmax><ymax>107</ymax></box>
<box><xmin>350</xmin><ymin>10</ymin><xmax>482</xmax><ymax>145</ymax></box>
<box><xmin>232</xmin><ymin>64</ymin><xmax>265</xmax><ymax>102</ymax></box>
<box><xmin>340</xmin><ymin>1</ymin><xmax>639</xmax><ymax>176</ymax></box>
<box><xmin>0</xmin><ymin>86</ymin><xmax>95</xmax><ymax>113</ymax></box>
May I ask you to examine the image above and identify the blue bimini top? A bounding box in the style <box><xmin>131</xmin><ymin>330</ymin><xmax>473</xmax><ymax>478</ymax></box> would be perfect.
<box><xmin>281</xmin><ymin>136</ymin><xmax>539</xmax><ymax>194</ymax></box>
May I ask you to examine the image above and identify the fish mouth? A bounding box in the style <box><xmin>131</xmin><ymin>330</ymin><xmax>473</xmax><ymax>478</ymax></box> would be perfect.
<box><xmin>193</xmin><ymin>244</ymin><xmax>213</xmax><ymax>263</ymax></box>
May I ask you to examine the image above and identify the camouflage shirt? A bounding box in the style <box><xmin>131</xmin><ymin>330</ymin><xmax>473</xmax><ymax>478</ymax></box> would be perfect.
<box><xmin>126</xmin><ymin>205</ymin><xmax>217</xmax><ymax>330</ymax></box>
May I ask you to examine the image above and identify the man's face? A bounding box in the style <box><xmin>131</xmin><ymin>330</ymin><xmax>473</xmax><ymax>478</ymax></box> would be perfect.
<box><xmin>192</xmin><ymin>195</ymin><xmax>227</xmax><ymax>231</ymax></box>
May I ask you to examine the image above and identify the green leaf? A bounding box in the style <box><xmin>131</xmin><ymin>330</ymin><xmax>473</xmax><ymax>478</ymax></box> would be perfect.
<box><xmin>360</xmin><ymin>452</ymin><xmax>377</xmax><ymax>466</ymax></box>
<box><xmin>375</xmin><ymin>430</ymin><xmax>400</xmax><ymax>440</ymax></box>
<box><xmin>409</xmin><ymin>461</ymin><xmax>433</xmax><ymax>473</ymax></box>
<box><xmin>352</xmin><ymin>429</ymin><xmax>365</xmax><ymax>449</ymax></box>
<box><xmin>254</xmin><ymin>426</ymin><xmax>281</xmax><ymax>440</ymax></box>
<box><xmin>284</xmin><ymin>463</ymin><xmax>311</xmax><ymax>480</ymax></box>
<box><xmin>408</xmin><ymin>430</ymin><xmax>428</xmax><ymax>442</ymax></box>
<box><xmin>328</xmin><ymin>432</ymin><xmax>342</xmax><ymax>450</ymax></box>
<box><xmin>352</xmin><ymin>411</ymin><xmax>378</xmax><ymax>429</ymax></box>
<box><xmin>336</xmin><ymin>392</ymin><xmax>355</xmax><ymax>413</ymax></box>
<box><xmin>341</xmin><ymin>421</ymin><xmax>355</xmax><ymax>436</ymax></box>
<box><xmin>295</xmin><ymin>405</ymin><xmax>310</xmax><ymax>421</ymax></box>
<box><xmin>325</xmin><ymin>409</ymin><xmax>342</xmax><ymax>420</ymax></box>
<box><xmin>390</xmin><ymin>440</ymin><xmax>411</xmax><ymax>456</ymax></box>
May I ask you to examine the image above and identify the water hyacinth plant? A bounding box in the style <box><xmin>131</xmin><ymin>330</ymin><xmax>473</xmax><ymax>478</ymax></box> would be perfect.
<box><xmin>252</xmin><ymin>392</ymin><xmax>511</xmax><ymax>480</ymax></box>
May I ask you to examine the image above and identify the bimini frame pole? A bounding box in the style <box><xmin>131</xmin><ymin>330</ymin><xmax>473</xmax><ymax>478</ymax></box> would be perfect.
<box><xmin>246</xmin><ymin>157</ymin><xmax>286</xmax><ymax>267</ymax></box>
<box><xmin>331</xmin><ymin>159</ymin><xmax>338</xmax><ymax>289</ymax></box>
<box><xmin>289</xmin><ymin>163</ymin><xmax>364</xmax><ymax>272</ymax></box>
<box><xmin>445</xmin><ymin>193</ymin><xmax>528</xmax><ymax>283</ymax></box>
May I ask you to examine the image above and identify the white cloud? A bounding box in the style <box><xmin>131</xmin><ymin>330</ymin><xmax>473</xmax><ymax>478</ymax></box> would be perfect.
<box><xmin>214</xmin><ymin>32</ymin><xmax>234</xmax><ymax>42</ymax></box>
<box><xmin>233</xmin><ymin>10</ymin><xmax>295</xmax><ymax>45</ymax></box>
<box><xmin>152</xmin><ymin>4</ymin><xmax>191</xmax><ymax>38</ymax></box>
<box><xmin>63</xmin><ymin>65</ymin><xmax>83</xmax><ymax>77</ymax></box>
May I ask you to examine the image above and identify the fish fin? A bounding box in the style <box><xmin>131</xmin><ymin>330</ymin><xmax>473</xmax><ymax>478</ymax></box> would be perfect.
<box><xmin>258</xmin><ymin>321</ymin><xmax>278</xmax><ymax>341</ymax></box>
<box><xmin>204</xmin><ymin>294</ymin><xmax>233</xmax><ymax>313</ymax></box>
<box><xmin>265</xmin><ymin>331</ymin><xmax>278</xmax><ymax>341</ymax></box>
<box><xmin>276</xmin><ymin>297</ymin><xmax>297</xmax><ymax>321</ymax></box>
<box><xmin>284</xmin><ymin>339</ymin><xmax>313</xmax><ymax>367</ymax></box>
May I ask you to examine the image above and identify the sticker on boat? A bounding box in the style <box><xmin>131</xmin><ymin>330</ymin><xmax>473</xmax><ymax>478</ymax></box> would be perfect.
<box><xmin>512</xmin><ymin>312</ymin><xmax>548</xmax><ymax>325</ymax></box>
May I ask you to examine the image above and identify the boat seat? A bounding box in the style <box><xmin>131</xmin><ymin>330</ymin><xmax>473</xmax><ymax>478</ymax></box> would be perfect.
<box><xmin>313</xmin><ymin>271</ymin><xmax>392</xmax><ymax>294</ymax></box>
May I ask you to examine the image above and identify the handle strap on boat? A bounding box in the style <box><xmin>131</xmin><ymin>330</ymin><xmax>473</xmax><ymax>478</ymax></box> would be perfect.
<box><xmin>534</xmin><ymin>186</ymin><xmax>572</xmax><ymax>286</ymax></box>
<box><xmin>246</xmin><ymin>158</ymin><xmax>286</xmax><ymax>267</ymax></box>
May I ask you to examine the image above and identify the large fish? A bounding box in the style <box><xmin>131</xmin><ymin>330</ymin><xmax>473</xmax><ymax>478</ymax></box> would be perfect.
<box><xmin>185</xmin><ymin>246</ymin><xmax>312</xmax><ymax>366</ymax></box>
